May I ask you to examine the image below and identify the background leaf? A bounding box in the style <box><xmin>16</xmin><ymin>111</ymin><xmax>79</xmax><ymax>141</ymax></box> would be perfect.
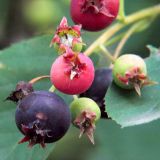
<box><xmin>106</xmin><ymin>47</ymin><xmax>160</xmax><ymax>127</ymax></box>
<box><xmin>49</xmin><ymin>120</ymin><xmax>160</xmax><ymax>160</ymax></box>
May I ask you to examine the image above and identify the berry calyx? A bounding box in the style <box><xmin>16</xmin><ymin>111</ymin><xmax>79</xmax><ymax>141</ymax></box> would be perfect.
<box><xmin>80</xmin><ymin>68</ymin><xmax>112</xmax><ymax>118</ymax></box>
<box><xmin>50</xmin><ymin>51</ymin><xmax>95</xmax><ymax>95</ymax></box>
<box><xmin>113</xmin><ymin>54</ymin><xmax>153</xmax><ymax>96</ymax></box>
<box><xmin>50</xmin><ymin>17</ymin><xmax>83</xmax><ymax>54</ymax></box>
<box><xmin>6</xmin><ymin>81</ymin><xmax>34</xmax><ymax>103</ymax></box>
<box><xmin>15</xmin><ymin>91</ymin><xmax>71</xmax><ymax>148</ymax></box>
<box><xmin>70</xmin><ymin>0</ymin><xmax>119</xmax><ymax>31</ymax></box>
<box><xmin>70</xmin><ymin>97</ymin><xmax>101</xmax><ymax>144</ymax></box>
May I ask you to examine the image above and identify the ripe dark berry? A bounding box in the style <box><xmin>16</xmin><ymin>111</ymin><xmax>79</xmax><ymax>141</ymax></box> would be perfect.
<box><xmin>50</xmin><ymin>52</ymin><xmax>95</xmax><ymax>95</ymax></box>
<box><xmin>70</xmin><ymin>0</ymin><xmax>119</xmax><ymax>31</ymax></box>
<box><xmin>80</xmin><ymin>68</ymin><xmax>112</xmax><ymax>118</ymax></box>
<box><xmin>15</xmin><ymin>91</ymin><xmax>71</xmax><ymax>148</ymax></box>
<box><xmin>70</xmin><ymin>97</ymin><xmax>101</xmax><ymax>144</ymax></box>
<box><xmin>113</xmin><ymin>54</ymin><xmax>148</xmax><ymax>96</ymax></box>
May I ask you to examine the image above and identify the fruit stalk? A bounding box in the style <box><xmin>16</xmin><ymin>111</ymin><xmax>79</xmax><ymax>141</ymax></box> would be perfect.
<box><xmin>29</xmin><ymin>75</ymin><xmax>50</xmax><ymax>84</ymax></box>
<box><xmin>99</xmin><ymin>45</ymin><xmax>115</xmax><ymax>63</ymax></box>
<box><xmin>113</xmin><ymin>20</ymin><xmax>147</xmax><ymax>60</ymax></box>
<box><xmin>84</xmin><ymin>4</ymin><xmax>160</xmax><ymax>56</ymax></box>
<box><xmin>117</xmin><ymin>0</ymin><xmax>125</xmax><ymax>22</ymax></box>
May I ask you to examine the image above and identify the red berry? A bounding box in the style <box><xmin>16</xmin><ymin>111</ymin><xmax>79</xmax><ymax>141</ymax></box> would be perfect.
<box><xmin>70</xmin><ymin>0</ymin><xmax>119</xmax><ymax>31</ymax></box>
<box><xmin>50</xmin><ymin>53</ymin><xmax>95</xmax><ymax>95</ymax></box>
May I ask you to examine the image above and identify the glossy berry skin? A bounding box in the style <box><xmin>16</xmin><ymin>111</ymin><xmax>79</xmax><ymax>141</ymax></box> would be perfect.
<box><xmin>80</xmin><ymin>68</ymin><xmax>112</xmax><ymax>118</ymax></box>
<box><xmin>113</xmin><ymin>54</ymin><xmax>147</xmax><ymax>89</ymax></box>
<box><xmin>15</xmin><ymin>91</ymin><xmax>71</xmax><ymax>147</ymax></box>
<box><xmin>50</xmin><ymin>54</ymin><xmax>95</xmax><ymax>95</ymax></box>
<box><xmin>80</xmin><ymin>68</ymin><xmax>112</xmax><ymax>101</ymax></box>
<box><xmin>70</xmin><ymin>0</ymin><xmax>119</xmax><ymax>31</ymax></box>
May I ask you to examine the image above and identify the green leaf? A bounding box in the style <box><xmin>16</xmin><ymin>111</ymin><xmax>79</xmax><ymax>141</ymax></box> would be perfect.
<box><xmin>106</xmin><ymin>48</ymin><xmax>160</xmax><ymax>127</ymax></box>
<box><xmin>0</xmin><ymin>35</ymin><xmax>72</xmax><ymax>160</ymax></box>
<box><xmin>48</xmin><ymin>120</ymin><xmax>160</xmax><ymax>160</ymax></box>
<box><xmin>147</xmin><ymin>45</ymin><xmax>160</xmax><ymax>55</ymax></box>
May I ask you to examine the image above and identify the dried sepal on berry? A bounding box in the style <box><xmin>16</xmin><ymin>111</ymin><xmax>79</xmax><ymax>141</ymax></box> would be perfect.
<box><xmin>19</xmin><ymin>119</ymin><xmax>52</xmax><ymax>148</ymax></box>
<box><xmin>116</xmin><ymin>66</ymin><xmax>147</xmax><ymax>96</ymax></box>
<box><xmin>6</xmin><ymin>81</ymin><xmax>33</xmax><ymax>103</ymax></box>
<box><xmin>50</xmin><ymin>17</ymin><xmax>83</xmax><ymax>54</ymax></box>
<box><xmin>63</xmin><ymin>48</ymin><xmax>87</xmax><ymax>80</ymax></box>
<box><xmin>80</xmin><ymin>0</ymin><xmax>115</xmax><ymax>17</ymax></box>
<box><xmin>74</xmin><ymin>111</ymin><xmax>96</xmax><ymax>144</ymax></box>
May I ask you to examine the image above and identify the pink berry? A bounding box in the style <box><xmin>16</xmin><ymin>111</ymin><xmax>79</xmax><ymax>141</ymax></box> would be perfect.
<box><xmin>50</xmin><ymin>53</ymin><xmax>95</xmax><ymax>95</ymax></box>
<box><xmin>70</xmin><ymin>0</ymin><xmax>119</xmax><ymax>31</ymax></box>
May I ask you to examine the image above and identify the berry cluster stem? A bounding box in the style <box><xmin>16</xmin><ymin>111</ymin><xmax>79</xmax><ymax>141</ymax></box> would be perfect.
<box><xmin>49</xmin><ymin>85</ymin><xmax>56</xmax><ymax>92</ymax></box>
<box><xmin>99</xmin><ymin>45</ymin><xmax>115</xmax><ymax>63</ymax></box>
<box><xmin>73</xmin><ymin>95</ymin><xmax>78</xmax><ymax>100</ymax></box>
<box><xmin>117</xmin><ymin>0</ymin><xmax>126</xmax><ymax>22</ymax></box>
<box><xmin>84</xmin><ymin>4</ymin><xmax>160</xmax><ymax>57</ymax></box>
<box><xmin>113</xmin><ymin>20</ymin><xmax>147</xmax><ymax>59</ymax></box>
<box><xmin>29</xmin><ymin>75</ymin><xmax>50</xmax><ymax>84</ymax></box>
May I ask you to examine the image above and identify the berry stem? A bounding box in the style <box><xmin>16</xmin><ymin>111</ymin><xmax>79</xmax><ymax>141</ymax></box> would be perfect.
<box><xmin>105</xmin><ymin>32</ymin><xmax>125</xmax><ymax>47</ymax></box>
<box><xmin>117</xmin><ymin>0</ymin><xmax>126</xmax><ymax>22</ymax></box>
<box><xmin>49</xmin><ymin>85</ymin><xmax>56</xmax><ymax>92</ymax></box>
<box><xmin>99</xmin><ymin>45</ymin><xmax>115</xmax><ymax>63</ymax></box>
<box><xmin>29</xmin><ymin>75</ymin><xmax>50</xmax><ymax>84</ymax></box>
<box><xmin>104</xmin><ymin>16</ymin><xmax>156</xmax><ymax>50</ymax></box>
<box><xmin>113</xmin><ymin>20</ymin><xmax>146</xmax><ymax>59</ymax></box>
<box><xmin>73</xmin><ymin>95</ymin><xmax>78</xmax><ymax>100</ymax></box>
<box><xmin>84</xmin><ymin>4</ymin><xmax>160</xmax><ymax>56</ymax></box>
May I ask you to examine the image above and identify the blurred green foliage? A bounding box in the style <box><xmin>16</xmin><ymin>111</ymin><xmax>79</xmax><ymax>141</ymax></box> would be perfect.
<box><xmin>0</xmin><ymin>0</ymin><xmax>159</xmax><ymax>51</ymax></box>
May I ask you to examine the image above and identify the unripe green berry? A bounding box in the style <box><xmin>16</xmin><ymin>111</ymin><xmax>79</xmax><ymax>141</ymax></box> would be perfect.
<box><xmin>70</xmin><ymin>97</ymin><xmax>101</xmax><ymax>122</ymax></box>
<box><xmin>113</xmin><ymin>54</ymin><xmax>148</xmax><ymax>96</ymax></box>
<box><xmin>70</xmin><ymin>97</ymin><xmax>101</xmax><ymax>144</ymax></box>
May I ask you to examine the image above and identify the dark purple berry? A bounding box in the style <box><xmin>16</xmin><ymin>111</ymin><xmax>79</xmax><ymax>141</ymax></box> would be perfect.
<box><xmin>80</xmin><ymin>68</ymin><xmax>112</xmax><ymax>118</ymax></box>
<box><xmin>15</xmin><ymin>91</ymin><xmax>71</xmax><ymax>148</ymax></box>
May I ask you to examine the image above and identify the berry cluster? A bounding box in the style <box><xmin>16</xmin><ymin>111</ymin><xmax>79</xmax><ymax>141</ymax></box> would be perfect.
<box><xmin>49</xmin><ymin>18</ymin><xmax>101</xmax><ymax>144</ymax></box>
<box><xmin>6</xmin><ymin>0</ymin><xmax>155</xmax><ymax>148</ymax></box>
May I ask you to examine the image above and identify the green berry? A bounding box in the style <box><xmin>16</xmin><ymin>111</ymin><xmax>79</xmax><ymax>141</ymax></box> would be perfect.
<box><xmin>70</xmin><ymin>97</ymin><xmax>101</xmax><ymax>144</ymax></box>
<box><xmin>70</xmin><ymin>97</ymin><xmax>101</xmax><ymax>121</ymax></box>
<box><xmin>113</xmin><ymin>54</ymin><xmax>147</xmax><ymax>95</ymax></box>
